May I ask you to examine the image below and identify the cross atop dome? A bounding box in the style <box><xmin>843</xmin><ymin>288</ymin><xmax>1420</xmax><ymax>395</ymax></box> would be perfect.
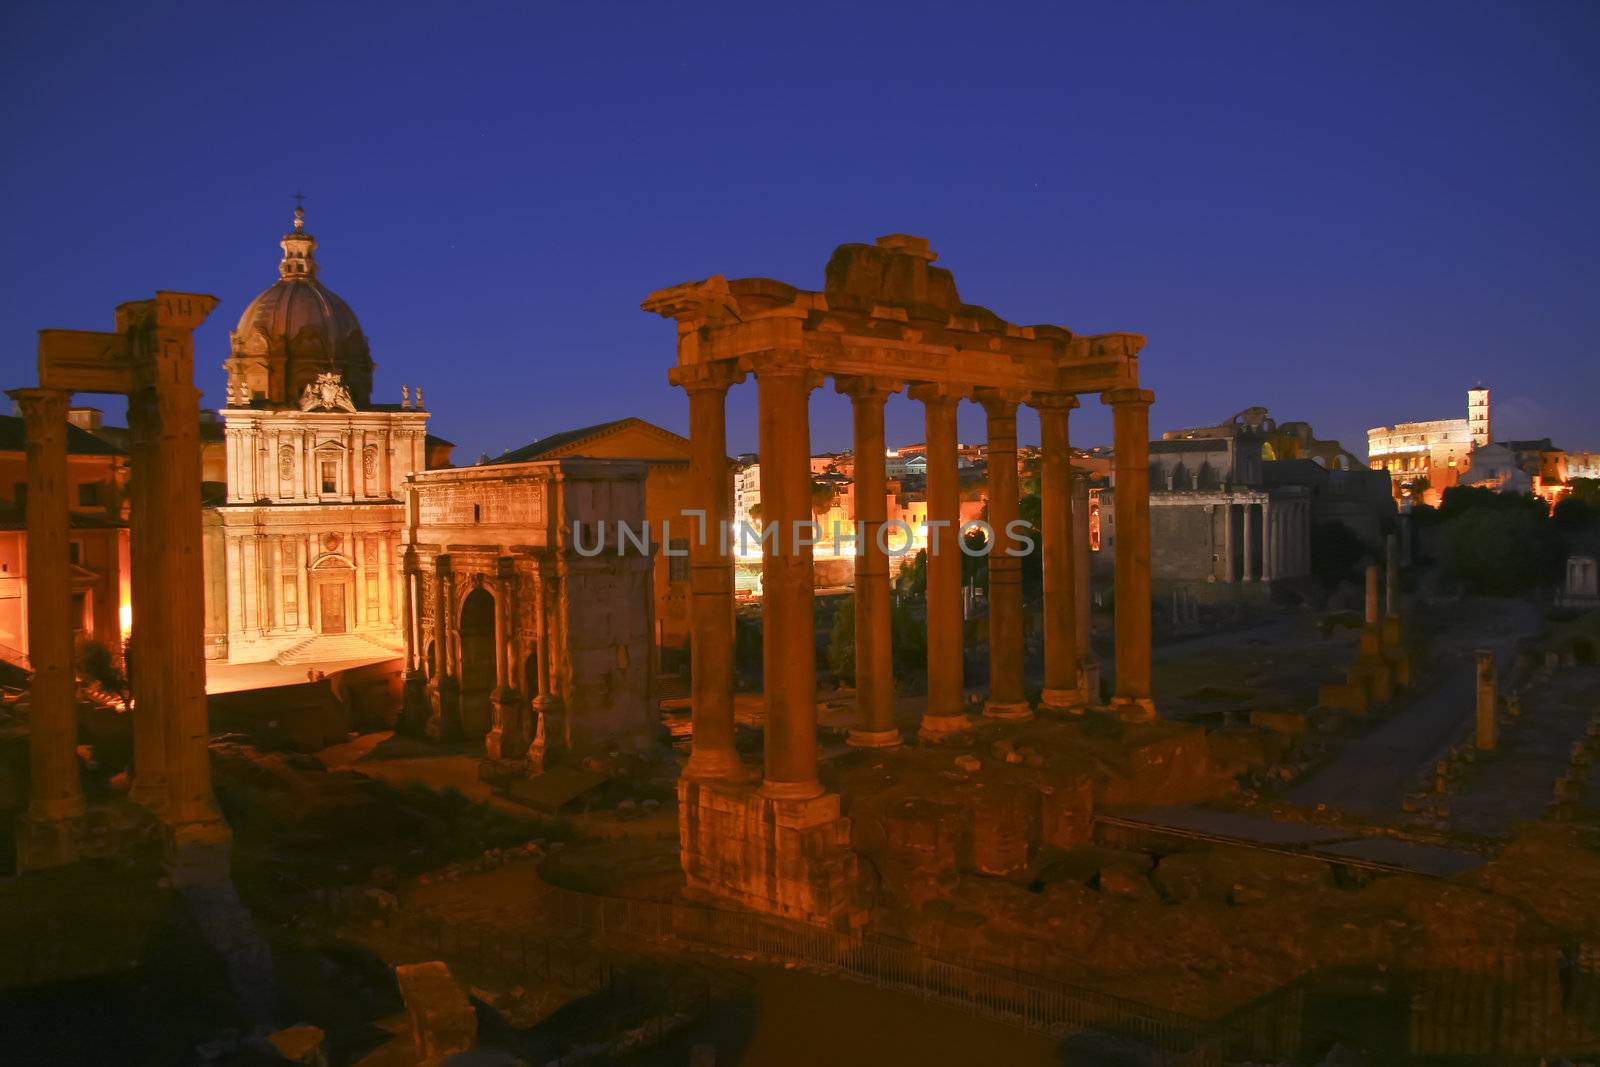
<box><xmin>280</xmin><ymin>197</ymin><xmax>318</xmax><ymax>279</ymax></box>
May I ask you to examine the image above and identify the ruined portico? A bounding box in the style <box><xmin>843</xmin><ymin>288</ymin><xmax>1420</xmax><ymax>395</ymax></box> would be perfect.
<box><xmin>644</xmin><ymin>235</ymin><xmax>1155</xmax><ymax>925</ymax></box>
<box><xmin>14</xmin><ymin>293</ymin><xmax>231</xmax><ymax>873</ymax></box>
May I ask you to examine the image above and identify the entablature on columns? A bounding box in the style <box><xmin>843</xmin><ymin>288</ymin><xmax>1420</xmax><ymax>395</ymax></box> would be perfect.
<box><xmin>1030</xmin><ymin>391</ymin><xmax>1082</xmax><ymax>413</ymax></box>
<box><xmin>643</xmin><ymin>237</ymin><xmax>1146</xmax><ymax>398</ymax></box>
<box><xmin>833</xmin><ymin>374</ymin><xmax>902</xmax><ymax>402</ymax></box>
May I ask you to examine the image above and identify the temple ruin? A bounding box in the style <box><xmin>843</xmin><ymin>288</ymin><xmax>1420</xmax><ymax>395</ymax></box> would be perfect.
<box><xmin>644</xmin><ymin>234</ymin><xmax>1156</xmax><ymax>924</ymax></box>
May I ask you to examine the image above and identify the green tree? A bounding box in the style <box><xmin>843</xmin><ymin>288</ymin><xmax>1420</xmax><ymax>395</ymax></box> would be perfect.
<box><xmin>1443</xmin><ymin>506</ymin><xmax>1560</xmax><ymax>595</ymax></box>
<box><xmin>828</xmin><ymin>595</ymin><xmax>855</xmax><ymax>684</ymax></box>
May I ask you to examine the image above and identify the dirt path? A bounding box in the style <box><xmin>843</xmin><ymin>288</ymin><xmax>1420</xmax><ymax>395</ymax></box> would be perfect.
<box><xmin>1286</xmin><ymin>598</ymin><xmax>1541</xmax><ymax>818</ymax></box>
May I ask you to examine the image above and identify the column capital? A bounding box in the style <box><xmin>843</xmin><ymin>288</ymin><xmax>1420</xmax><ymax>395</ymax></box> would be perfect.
<box><xmin>907</xmin><ymin>381</ymin><xmax>968</xmax><ymax>406</ymax></box>
<box><xmin>1101</xmin><ymin>387</ymin><xmax>1155</xmax><ymax>408</ymax></box>
<box><xmin>973</xmin><ymin>386</ymin><xmax>1028</xmax><ymax>415</ymax></box>
<box><xmin>7</xmin><ymin>387</ymin><xmax>71</xmax><ymax>425</ymax></box>
<box><xmin>1030</xmin><ymin>392</ymin><xmax>1081</xmax><ymax>412</ymax></box>
<box><xmin>746</xmin><ymin>350</ymin><xmax>820</xmax><ymax>387</ymax></box>
<box><xmin>669</xmin><ymin>360</ymin><xmax>746</xmax><ymax>393</ymax></box>
<box><xmin>833</xmin><ymin>375</ymin><xmax>901</xmax><ymax>402</ymax></box>
<box><xmin>497</xmin><ymin>554</ymin><xmax>517</xmax><ymax>580</ymax></box>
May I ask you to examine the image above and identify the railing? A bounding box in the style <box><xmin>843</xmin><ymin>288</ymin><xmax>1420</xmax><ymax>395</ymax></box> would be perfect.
<box><xmin>534</xmin><ymin>880</ymin><xmax>1220</xmax><ymax>1063</ymax></box>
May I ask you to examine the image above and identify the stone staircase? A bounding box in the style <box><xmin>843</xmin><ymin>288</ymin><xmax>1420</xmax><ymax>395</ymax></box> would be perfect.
<box><xmin>274</xmin><ymin>633</ymin><xmax>401</xmax><ymax>666</ymax></box>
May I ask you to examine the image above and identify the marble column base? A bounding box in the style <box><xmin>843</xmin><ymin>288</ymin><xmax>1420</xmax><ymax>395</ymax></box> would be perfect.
<box><xmin>484</xmin><ymin>692</ymin><xmax>527</xmax><ymax>760</ymax></box>
<box><xmin>983</xmin><ymin>700</ymin><xmax>1033</xmax><ymax>721</ymax></box>
<box><xmin>426</xmin><ymin>677</ymin><xmax>462</xmax><ymax>742</ymax></box>
<box><xmin>678</xmin><ymin>777</ymin><xmax>866</xmax><ymax>929</ymax></box>
<box><xmin>1038</xmin><ymin>688</ymin><xmax>1087</xmax><ymax>715</ymax></box>
<box><xmin>399</xmin><ymin>671</ymin><xmax>430</xmax><ymax>735</ymax></box>
<box><xmin>683</xmin><ymin>748</ymin><xmax>754</xmax><ymax>781</ymax></box>
<box><xmin>1110</xmin><ymin>696</ymin><xmax>1157</xmax><ymax>723</ymax></box>
<box><xmin>846</xmin><ymin>727</ymin><xmax>902</xmax><ymax>749</ymax></box>
<box><xmin>14</xmin><ymin>814</ymin><xmax>86</xmax><ymax>871</ymax></box>
<box><xmin>918</xmin><ymin>712</ymin><xmax>972</xmax><ymax>742</ymax></box>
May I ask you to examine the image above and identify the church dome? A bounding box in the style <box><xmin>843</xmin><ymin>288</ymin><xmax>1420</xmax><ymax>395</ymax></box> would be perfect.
<box><xmin>224</xmin><ymin>206</ymin><xmax>375</xmax><ymax>408</ymax></box>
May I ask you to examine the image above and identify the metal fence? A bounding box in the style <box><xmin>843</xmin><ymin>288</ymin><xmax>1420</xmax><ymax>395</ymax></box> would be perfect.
<box><xmin>534</xmin><ymin>880</ymin><xmax>1220</xmax><ymax>1062</ymax></box>
<box><xmin>309</xmin><ymin>882</ymin><xmax>1600</xmax><ymax>1064</ymax></box>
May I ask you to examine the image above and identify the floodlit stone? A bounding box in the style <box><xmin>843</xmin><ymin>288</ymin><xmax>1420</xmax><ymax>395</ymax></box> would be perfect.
<box><xmin>396</xmin><ymin>961</ymin><xmax>477</xmax><ymax>1064</ymax></box>
<box><xmin>266</xmin><ymin>1025</ymin><xmax>328</xmax><ymax>1066</ymax></box>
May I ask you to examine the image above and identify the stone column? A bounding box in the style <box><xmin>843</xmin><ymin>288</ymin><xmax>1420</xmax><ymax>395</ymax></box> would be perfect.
<box><xmin>10</xmin><ymin>389</ymin><xmax>87</xmax><ymax>854</ymax></box>
<box><xmin>911</xmin><ymin>384</ymin><xmax>968</xmax><ymax>737</ymax></box>
<box><xmin>1382</xmin><ymin>532</ymin><xmax>1403</xmax><ymax>647</ymax></box>
<box><xmin>680</xmin><ymin>365</ymin><xmax>745</xmax><ymax>779</ymax></box>
<box><xmin>127</xmin><ymin>390</ymin><xmax>167</xmax><ymax>810</ymax></box>
<box><xmin>353</xmin><ymin>536</ymin><xmax>367</xmax><ymax>628</ymax></box>
<box><xmin>978</xmin><ymin>389</ymin><xmax>1028</xmax><ymax>719</ymax></box>
<box><xmin>141</xmin><ymin>363</ymin><xmax>228</xmax><ymax>853</ymax></box>
<box><xmin>1103</xmin><ymin>388</ymin><xmax>1156</xmax><ymax>720</ymax></box>
<box><xmin>1035</xmin><ymin>393</ymin><xmax>1082</xmax><ymax>714</ymax></box>
<box><xmin>400</xmin><ymin>552</ymin><xmax>417</xmax><ymax>672</ymax></box>
<box><xmin>528</xmin><ymin>563</ymin><xmax>555</xmax><ymax>769</ymax></box>
<box><xmin>837</xmin><ymin>376</ymin><xmax>901</xmax><ymax>747</ymax></box>
<box><xmin>755</xmin><ymin>361</ymin><xmax>820</xmax><ymax>799</ymax></box>
<box><xmin>377</xmin><ymin>536</ymin><xmax>392</xmax><ymax>627</ymax></box>
<box><xmin>1475</xmin><ymin>650</ymin><xmax>1497</xmax><ymax>751</ymax></box>
<box><xmin>1243</xmin><ymin>502</ymin><xmax>1257</xmax><ymax>581</ymax></box>
<box><xmin>486</xmin><ymin>557</ymin><xmax>523</xmax><ymax>760</ymax></box>
<box><xmin>1072</xmin><ymin>471</ymin><xmax>1098</xmax><ymax>705</ymax></box>
<box><xmin>1365</xmin><ymin>564</ymin><xmax>1380</xmax><ymax>628</ymax></box>
<box><xmin>1264</xmin><ymin>507</ymin><xmax>1276</xmax><ymax>580</ymax></box>
<box><xmin>1222</xmin><ymin>501</ymin><xmax>1237</xmax><ymax>582</ymax></box>
<box><xmin>428</xmin><ymin>556</ymin><xmax>461</xmax><ymax>741</ymax></box>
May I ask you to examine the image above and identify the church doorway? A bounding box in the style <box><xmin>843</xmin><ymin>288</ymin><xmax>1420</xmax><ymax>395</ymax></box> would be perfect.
<box><xmin>457</xmin><ymin>588</ymin><xmax>496</xmax><ymax>739</ymax></box>
<box><xmin>319</xmin><ymin>583</ymin><xmax>347</xmax><ymax>634</ymax></box>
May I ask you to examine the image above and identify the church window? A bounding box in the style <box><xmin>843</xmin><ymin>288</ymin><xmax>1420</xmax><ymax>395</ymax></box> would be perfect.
<box><xmin>320</xmin><ymin>460</ymin><xmax>338</xmax><ymax>494</ymax></box>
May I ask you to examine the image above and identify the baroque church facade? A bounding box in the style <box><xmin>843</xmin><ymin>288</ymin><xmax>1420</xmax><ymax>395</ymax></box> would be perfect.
<box><xmin>203</xmin><ymin>208</ymin><xmax>435</xmax><ymax>664</ymax></box>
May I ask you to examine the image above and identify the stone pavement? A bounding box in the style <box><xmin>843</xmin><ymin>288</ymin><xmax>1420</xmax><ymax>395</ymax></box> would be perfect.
<box><xmin>1286</xmin><ymin>598</ymin><xmax>1540</xmax><ymax>818</ymax></box>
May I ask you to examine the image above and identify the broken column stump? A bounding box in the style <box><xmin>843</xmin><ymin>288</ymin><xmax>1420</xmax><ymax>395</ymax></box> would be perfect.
<box><xmin>395</xmin><ymin>961</ymin><xmax>477</xmax><ymax>1065</ymax></box>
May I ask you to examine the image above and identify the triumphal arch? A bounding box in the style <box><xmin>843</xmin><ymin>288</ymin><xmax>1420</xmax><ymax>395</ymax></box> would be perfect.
<box><xmin>644</xmin><ymin>234</ymin><xmax>1155</xmax><ymax>925</ymax></box>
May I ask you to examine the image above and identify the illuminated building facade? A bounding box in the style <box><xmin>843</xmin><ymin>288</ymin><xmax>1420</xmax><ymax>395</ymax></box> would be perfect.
<box><xmin>1366</xmin><ymin>387</ymin><xmax>1491</xmax><ymax>504</ymax></box>
<box><xmin>0</xmin><ymin>409</ymin><xmax>130</xmax><ymax>665</ymax></box>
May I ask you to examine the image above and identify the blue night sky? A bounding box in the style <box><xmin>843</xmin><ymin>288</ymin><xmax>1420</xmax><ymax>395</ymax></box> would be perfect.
<box><xmin>4</xmin><ymin>2</ymin><xmax>1596</xmax><ymax>462</ymax></box>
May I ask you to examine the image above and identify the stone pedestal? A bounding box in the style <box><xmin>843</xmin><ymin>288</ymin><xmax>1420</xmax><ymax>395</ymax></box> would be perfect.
<box><xmin>426</xmin><ymin>678</ymin><xmax>462</xmax><ymax>742</ymax></box>
<box><xmin>14</xmin><ymin>813</ymin><xmax>88</xmax><ymax>872</ymax></box>
<box><xmin>677</xmin><ymin>777</ymin><xmax>866</xmax><ymax>929</ymax></box>
<box><xmin>1475</xmin><ymin>650</ymin><xmax>1498</xmax><ymax>751</ymax></box>
<box><xmin>399</xmin><ymin>670</ymin><xmax>430</xmax><ymax>735</ymax></box>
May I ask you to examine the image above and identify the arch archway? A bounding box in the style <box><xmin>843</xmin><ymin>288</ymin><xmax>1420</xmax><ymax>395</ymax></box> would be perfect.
<box><xmin>457</xmin><ymin>587</ymin><xmax>496</xmax><ymax>739</ymax></box>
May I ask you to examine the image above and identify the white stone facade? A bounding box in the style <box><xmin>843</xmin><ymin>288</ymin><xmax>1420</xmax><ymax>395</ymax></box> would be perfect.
<box><xmin>207</xmin><ymin>402</ymin><xmax>429</xmax><ymax>663</ymax></box>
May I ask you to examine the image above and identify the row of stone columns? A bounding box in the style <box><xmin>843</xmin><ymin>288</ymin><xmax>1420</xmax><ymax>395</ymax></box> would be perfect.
<box><xmin>677</xmin><ymin>365</ymin><xmax>1157</xmax><ymax>796</ymax></box>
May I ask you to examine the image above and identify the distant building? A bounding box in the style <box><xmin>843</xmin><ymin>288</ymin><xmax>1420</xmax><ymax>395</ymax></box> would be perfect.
<box><xmin>1100</xmin><ymin>407</ymin><xmax>1393</xmax><ymax>585</ymax></box>
<box><xmin>1367</xmin><ymin>387</ymin><xmax>1490</xmax><ymax>505</ymax></box>
<box><xmin>0</xmin><ymin>409</ymin><xmax>130</xmax><ymax>665</ymax></box>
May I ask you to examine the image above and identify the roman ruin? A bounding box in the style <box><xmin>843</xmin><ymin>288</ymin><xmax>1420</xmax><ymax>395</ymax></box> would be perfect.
<box><xmin>645</xmin><ymin>234</ymin><xmax>1157</xmax><ymax>923</ymax></box>
<box><xmin>12</xmin><ymin>293</ymin><xmax>230</xmax><ymax>873</ymax></box>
